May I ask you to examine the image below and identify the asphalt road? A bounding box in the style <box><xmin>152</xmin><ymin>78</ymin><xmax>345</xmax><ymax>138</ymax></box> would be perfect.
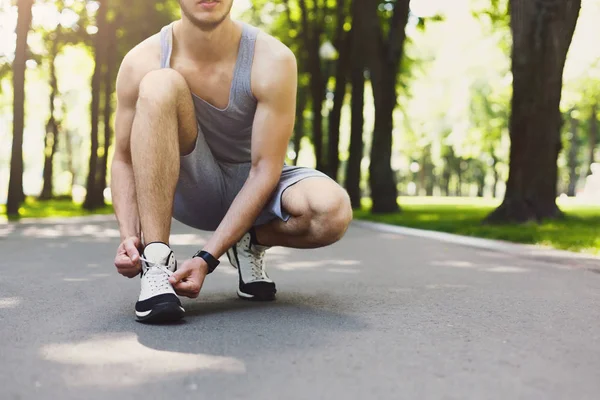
<box><xmin>1</xmin><ymin>215</ymin><xmax>599</xmax><ymax>400</ymax></box>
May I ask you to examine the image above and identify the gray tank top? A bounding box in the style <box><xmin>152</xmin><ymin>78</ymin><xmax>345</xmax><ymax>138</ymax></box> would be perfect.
<box><xmin>160</xmin><ymin>22</ymin><xmax>259</xmax><ymax>163</ymax></box>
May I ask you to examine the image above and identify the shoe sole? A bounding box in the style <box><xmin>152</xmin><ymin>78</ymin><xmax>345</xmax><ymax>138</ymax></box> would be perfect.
<box><xmin>136</xmin><ymin>302</ymin><xmax>185</xmax><ymax>324</ymax></box>
<box><xmin>237</xmin><ymin>288</ymin><xmax>276</xmax><ymax>302</ymax></box>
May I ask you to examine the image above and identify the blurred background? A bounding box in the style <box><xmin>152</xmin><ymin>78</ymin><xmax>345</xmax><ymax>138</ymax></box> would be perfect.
<box><xmin>1</xmin><ymin>0</ymin><xmax>599</xmax><ymax>253</ymax></box>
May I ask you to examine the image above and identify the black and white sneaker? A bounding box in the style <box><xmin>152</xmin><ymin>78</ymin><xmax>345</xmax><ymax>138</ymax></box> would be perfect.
<box><xmin>135</xmin><ymin>242</ymin><xmax>184</xmax><ymax>323</ymax></box>
<box><xmin>226</xmin><ymin>232</ymin><xmax>276</xmax><ymax>301</ymax></box>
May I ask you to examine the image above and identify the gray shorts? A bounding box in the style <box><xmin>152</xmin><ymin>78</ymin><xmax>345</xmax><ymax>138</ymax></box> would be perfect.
<box><xmin>173</xmin><ymin>124</ymin><xmax>329</xmax><ymax>231</ymax></box>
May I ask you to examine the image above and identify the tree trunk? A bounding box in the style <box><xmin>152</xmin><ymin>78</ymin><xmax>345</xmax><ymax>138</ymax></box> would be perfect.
<box><xmin>99</xmin><ymin>22</ymin><xmax>116</xmax><ymax>195</ymax></box>
<box><xmin>587</xmin><ymin>103</ymin><xmax>597</xmax><ymax>177</ymax></box>
<box><xmin>325</xmin><ymin>0</ymin><xmax>350</xmax><ymax>180</ymax></box>
<box><xmin>442</xmin><ymin>162</ymin><xmax>451</xmax><ymax>196</ymax></box>
<box><xmin>40</xmin><ymin>27</ymin><xmax>61</xmax><ymax>200</ymax></box>
<box><xmin>298</xmin><ymin>0</ymin><xmax>326</xmax><ymax>172</ymax></box>
<box><xmin>456</xmin><ymin>161</ymin><xmax>463</xmax><ymax>197</ymax></box>
<box><xmin>84</xmin><ymin>0</ymin><xmax>107</xmax><ymax>210</ymax></box>
<box><xmin>491</xmin><ymin>152</ymin><xmax>499</xmax><ymax>198</ymax></box>
<box><xmin>6</xmin><ymin>0</ymin><xmax>34</xmax><ymax>215</ymax></box>
<box><xmin>292</xmin><ymin>89</ymin><xmax>307</xmax><ymax>166</ymax></box>
<box><xmin>476</xmin><ymin>165</ymin><xmax>485</xmax><ymax>198</ymax></box>
<box><xmin>326</xmin><ymin>34</ymin><xmax>351</xmax><ymax>181</ymax></box>
<box><xmin>363</xmin><ymin>0</ymin><xmax>410</xmax><ymax>213</ymax></box>
<box><xmin>65</xmin><ymin>128</ymin><xmax>75</xmax><ymax>196</ymax></box>
<box><xmin>486</xmin><ymin>0</ymin><xmax>581</xmax><ymax>223</ymax></box>
<box><xmin>345</xmin><ymin>1</ymin><xmax>366</xmax><ymax>209</ymax></box>
<box><xmin>345</xmin><ymin>59</ymin><xmax>365</xmax><ymax>209</ymax></box>
<box><xmin>567</xmin><ymin>113</ymin><xmax>579</xmax><ymax>196</ymax></box>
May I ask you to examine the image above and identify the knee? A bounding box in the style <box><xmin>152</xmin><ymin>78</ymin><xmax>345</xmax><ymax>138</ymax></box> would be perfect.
<box><xmin>137</xmin><ymin>69</ymin><xmax>189</xmax><ymax>110</ymax></box>
<box><xmin>309</xmin><ymin>188</ymin><xmax>353</xmax><ymax>246</ymax></box>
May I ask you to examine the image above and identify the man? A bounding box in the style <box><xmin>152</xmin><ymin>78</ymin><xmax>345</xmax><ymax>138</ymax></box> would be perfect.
<box><xmin>111</xmin><ymin>0</ymin><xmax>353</xmax><ymax>323</ymax></box>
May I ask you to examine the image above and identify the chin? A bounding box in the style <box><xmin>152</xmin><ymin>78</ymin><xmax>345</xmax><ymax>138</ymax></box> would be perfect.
<box><xmin>185</xmin><ymin>11</ymin><xmax>229</xmax><ymax>30</ymax></box>
<box><xmin>181</xmin><ymin>0</ymin><xmax>232</xmax><ymax>30</ymax></box>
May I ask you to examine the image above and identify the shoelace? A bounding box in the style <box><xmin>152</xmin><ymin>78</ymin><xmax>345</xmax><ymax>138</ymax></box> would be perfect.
<box><xmin>248</xmin><ymin>248</ymin><xmax>267</xmax><ymax>280</ymax></box>
<box><xmin>140</xmin><ymin>256</ymin><xmax>174</xmax><ymax>292</ymax></box>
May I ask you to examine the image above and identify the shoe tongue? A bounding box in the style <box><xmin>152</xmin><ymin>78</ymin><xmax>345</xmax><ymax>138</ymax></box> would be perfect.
<box><xmin>143</xmin><ymin>242</ymin><xmax>172</xmax><ymax>266</ymax></box>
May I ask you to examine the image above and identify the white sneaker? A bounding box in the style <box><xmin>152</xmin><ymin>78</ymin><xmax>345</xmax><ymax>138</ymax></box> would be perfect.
<box><xmin>135</xmin><ymin>242</ymin><xmax>184</xmax><ymax>323</ymax></box>
<box><xmin>226</xmin><ymin>232</ymin><xmax>276</xmax><ymax>301</ymax></box>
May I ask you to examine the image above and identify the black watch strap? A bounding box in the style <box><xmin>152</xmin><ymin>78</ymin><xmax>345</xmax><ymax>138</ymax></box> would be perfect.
<box><xmin>193</xmin><ymin>250</ymin><xmax>220</xmax><ymax>274</ymax></box>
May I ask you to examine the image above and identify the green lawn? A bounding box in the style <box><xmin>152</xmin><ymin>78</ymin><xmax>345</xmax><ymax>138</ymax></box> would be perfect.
<box><xmin>0</xmin><ymin>197</ymin><xmax>114</xmax><ymax>221</ymax></box>
<box><xmin>354</xmin><ymin>197</ymin><xmax>600</xmax><ymax>256</ymax></box>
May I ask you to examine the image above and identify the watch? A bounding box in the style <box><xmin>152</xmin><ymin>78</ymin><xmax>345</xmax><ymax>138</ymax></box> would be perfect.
<box><xmin>192</xmin><ymin>250</ymin><xmax>220</xmax><ymax>274</ymax></box>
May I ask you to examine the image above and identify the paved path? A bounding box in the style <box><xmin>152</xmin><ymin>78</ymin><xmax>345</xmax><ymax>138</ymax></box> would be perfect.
<box><xmin>1</xmin><ymin>216</ymin><xmax>599</xmax><ymax>400</ymax></box>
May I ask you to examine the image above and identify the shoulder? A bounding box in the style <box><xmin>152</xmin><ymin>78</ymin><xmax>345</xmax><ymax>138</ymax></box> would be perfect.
<box><xmin>250</xmin><ymin>28</ymin><xmax>297</xmax><ymax>99</ymax></box>
<box><xmin>253</xmin><ymin>28</ymin><xmax>296</xmax><ymax>66</ymax></box>
<box><xmin>116</xmin><ymin>33</ymin><xmax>163</xmax><ymax>104</ymax></box>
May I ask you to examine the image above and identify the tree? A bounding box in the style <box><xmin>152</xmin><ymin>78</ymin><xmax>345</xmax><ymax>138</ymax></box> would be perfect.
<box><xmin>6</xmin><ymin>0</ymin><xmax>34</xmax><ymax>216</ymax></box>
<box><xmin>345</xmin><ymin>0</ymin><xmax>366</xmax><ymax>208</ymax></box>
<box><xmin>98</xmin><ymin>20</ymin><xmax>118</xmax><ymax>198</ymax></box>
<box><xmin>292</xmin><ymin>87</ymin><xmax>308</xmax><ymax>165</ymax></box>
<box><xmin>40</xmin><ymin>23</ymin><xmax>62</xmax><ymax>200</ymax></box>
<box><xmin>566</xmin><ymin>110</ymin><xmax>580</xmax><ymax>196</ymax></box>
<box><xmin>325</xmin><ymin>0</ymin><xmax>351</xmax><ymax>180</ymax></box>
<box><xmin>586</xmin><ymin>103</ymin><xmax>598</xmax><ymax>176</ymax></box>
<box><xmin>84</xmin><ymin>0</ymin><xmax>108</xmax><ymax>210</ymax></box>
<box><xmin>363</xmin><ymin>0</ymin><xmax>411</xmax><ymax>213</ymax></box>
<box><xmin>487</xmin><ymin>0</ymin><xmax>581</xmax><ymax>223</ymax></box>
<box><xmin>297</xmin><ymin>0</ymin><xmax>327</xmax><ymax>172</ymax></box>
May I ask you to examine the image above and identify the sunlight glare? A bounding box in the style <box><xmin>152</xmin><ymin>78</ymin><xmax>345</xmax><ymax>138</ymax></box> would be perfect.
<box><xmin>41</xmin><ymin>333</ymin><xmax>246</xmax><ymax>387</ymax></box>
<box><xmin>230</xmin><ymin>0</ymin><xmax>252</xmax><ymax>19</ymax></box>
<box><xmin>0</xmin><ymin>297</ymin><xmax>21</xmax><ymax>309</ymax></box>
<box><xmin>59</xmin><ymin>8</ymin><xmax>80</xmax><ymax>29</ymax></box>
<box><xmin>32</xmin><ymin>2</ymin><xmax>59</xmax><ymax>30</ymax></box>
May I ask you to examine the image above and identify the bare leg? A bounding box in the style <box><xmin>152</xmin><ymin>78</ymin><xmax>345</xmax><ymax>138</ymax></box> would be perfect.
<box><xmin>254</xmin><ymin>177</ymin><xmax>353</xmax><ymax>248</ymax></box>
<box><xmin>130</xmin><ymin>69</ymin><xmax>197</xmax><ymax>245</ymax></box>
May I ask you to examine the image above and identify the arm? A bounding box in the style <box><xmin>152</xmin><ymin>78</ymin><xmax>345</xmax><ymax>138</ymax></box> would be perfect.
<box><xmin>111</xmin><ymin>55</ymin><xmax>142</xmax><ymax>242</ymax></box>
<box><xmin>111</xmin><ymin>50</ymin><xmax>157</xmax><ymax>277</ymax></box>
<box><xmin>201</xmin><ymin>42</ymin><xmax>298</xmax><ymax>259</ymax></box>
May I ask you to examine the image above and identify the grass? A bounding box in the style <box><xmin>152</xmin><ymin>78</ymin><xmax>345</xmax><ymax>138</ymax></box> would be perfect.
<box><xmin>354</xmin><ymin>197</ymin><xmax>600</xmax><ymax>256</ymax></box>
<box><xmin>0</xmin><ymin>197</ymin><xmax>114</xmax><ymax>222</ymax></box>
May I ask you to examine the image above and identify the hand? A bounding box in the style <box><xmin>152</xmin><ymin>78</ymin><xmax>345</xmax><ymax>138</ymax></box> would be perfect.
<box><xmin>114</xmin><ymin>236</ymin><xmax>142</xmax><ymax>278</ymax></box>
<box><xmin>169</xmin><ymin>258</ymin><xmax>208</xmax><ymax>298</ymax></box>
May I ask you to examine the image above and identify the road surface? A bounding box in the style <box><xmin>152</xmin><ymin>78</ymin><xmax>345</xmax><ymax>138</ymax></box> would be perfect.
<box><xmin>1</xmin><ymin>215</ymin><xmax>599</xmax><ymax>399</ymax></box>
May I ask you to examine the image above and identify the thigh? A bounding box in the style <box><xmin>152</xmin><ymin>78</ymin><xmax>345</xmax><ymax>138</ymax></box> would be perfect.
<box><xmin>281</xmin><ymin>175</ymin><xmax>347</xmax><ymax>216</ymax></box>
<box><xmin>137</xmin><ymin>68</ymin><xmax>198</xmax><ymax>156</ymax></box>
<box><xmin>253</xmin><ymin>167</ymin><xmax>337</xmax><ymax>225</ymax></box>
<box><xmin>173</xmin><ymin>125</ymin><xmax>228</xmax><ymax>231</ymax></box>
<box><xmin>171</xmin><ymin>73</ymin><xmax>198</xmax><ymax>156</ymax></box>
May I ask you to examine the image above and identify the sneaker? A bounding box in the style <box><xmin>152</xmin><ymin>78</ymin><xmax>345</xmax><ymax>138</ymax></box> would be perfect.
<box><xmin>135</xmin><ymin>242</ymin><xmax>185</xmax><ymax>323</ymax></box>
<box><xmin>226</xmin><ymin>232</ymin><xmax>276</xmax><ymax>301</ymax></box>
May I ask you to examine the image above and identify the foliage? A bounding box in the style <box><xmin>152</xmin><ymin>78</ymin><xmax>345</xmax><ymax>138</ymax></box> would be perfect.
<box><xmin>1</xmin><ymin>0</ymin><xmax>600</xmax><ymax>222</ymax></box>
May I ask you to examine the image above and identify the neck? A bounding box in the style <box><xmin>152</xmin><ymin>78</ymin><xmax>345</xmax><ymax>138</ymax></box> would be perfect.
<box><xmin>174</xmin><ymin>17</ymin><xmax>241</xmax><ymax>62</ymax></box>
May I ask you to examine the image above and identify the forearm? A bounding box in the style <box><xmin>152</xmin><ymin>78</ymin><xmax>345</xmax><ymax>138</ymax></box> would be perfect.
<box><xmin>202</xmin><ymin>169</ymin><xmax>278</xmax><ymax>258</ymax></box>
<box><xmin>111</xmin><ymin>158</ymin><xmax>140</xmax><ymax>241</ymax></box>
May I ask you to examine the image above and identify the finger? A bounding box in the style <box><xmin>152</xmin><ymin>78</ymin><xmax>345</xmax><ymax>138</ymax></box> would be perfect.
<box><xmin>120</xmin><ymin>269</ymin><xmax>140</xmax><ymax>278</ymax></box>
<box><xmin>169</xmin><ymin>268</ymin><xmax>190</xmax><ymax>285</ymax></box>
<box><xmin>115</xmin><ymin>254</ymin><xmax>135</xmax><ymax>269</ymax></box>
<box><xmin>173</xmin><ymin>281</ymin><xmax>200</xmax><ymax>298</ymax></box>
<box><xmin>116</xmin><ymin>267</ymin><xmax>140</xmax><ymax>278</ymax></box>
<box><xmin>175</xmin><ymin>271</ymin><xmax>206</xmax><ymax>297</ymax></box>
<box><xmin>124</xmin><ymin>240</ymin><xmax>140</xmax><ymax>264</ymax></box>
